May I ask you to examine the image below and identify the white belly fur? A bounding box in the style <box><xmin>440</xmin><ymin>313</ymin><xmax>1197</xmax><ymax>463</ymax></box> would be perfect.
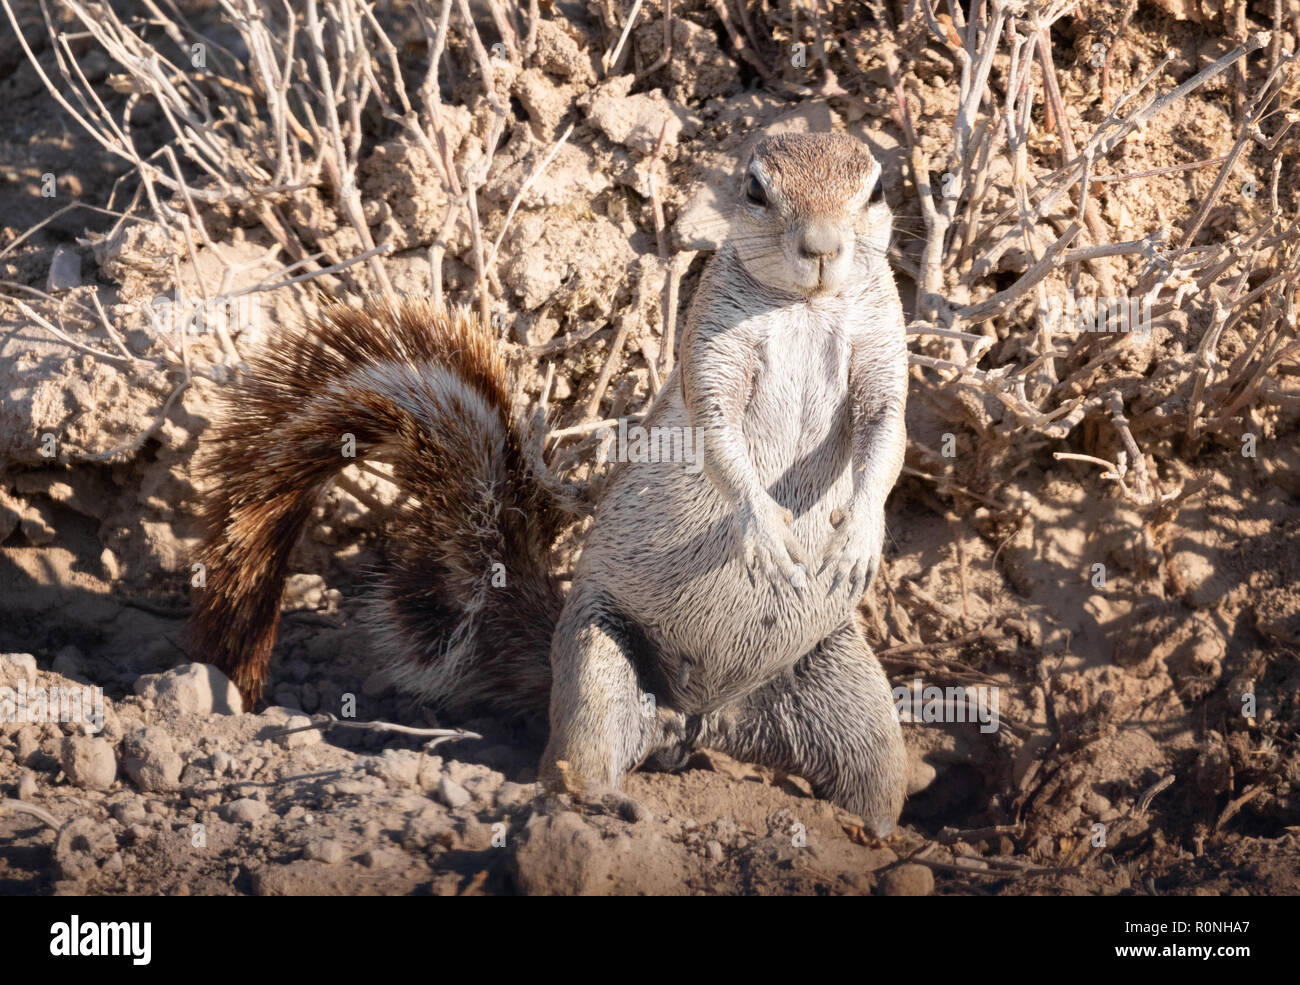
<box><xmin>575</xmin><ymin>314</ymin><xmax>859</xmax><ymax>713</ymax></box>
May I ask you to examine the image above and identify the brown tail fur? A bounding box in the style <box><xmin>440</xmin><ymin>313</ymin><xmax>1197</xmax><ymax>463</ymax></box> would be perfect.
<box><xmin>190</xmin><ymin>296</ymin><xmax>566</xmax><ymax>718</ymax></box>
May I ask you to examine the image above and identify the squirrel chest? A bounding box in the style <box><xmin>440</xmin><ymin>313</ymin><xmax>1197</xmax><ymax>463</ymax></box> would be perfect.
<box><xmin>577</xmin><ymin>305</ymin><xmax>864</xmax><ymax>711</ymax></box>
<box><xmin>742</xmin><ymin>305</ymin><xmax>854</xmax><ymax>484</ymax></box>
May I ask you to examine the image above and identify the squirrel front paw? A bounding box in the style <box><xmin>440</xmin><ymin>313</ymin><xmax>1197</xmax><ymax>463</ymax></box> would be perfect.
<box><xmin>818</xmin><ymin>512</ymin><xmax>882</xmax><ymax>599</ymax></box>
<box><xmin>540</xmin><ymin>758</ymin><xmax>648</xmax><ymax>822</ymax></box>
<box><xmin>735</xmin><ymin>499</ymin><xmax>814</xmax><ymax>590</ymax></box>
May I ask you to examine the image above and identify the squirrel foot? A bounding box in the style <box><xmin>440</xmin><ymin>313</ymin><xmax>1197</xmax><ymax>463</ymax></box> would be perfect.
<box><xmin>543</xmin><ymin>763</ymin><xmax>647</xmax><ymax>822</ymax></box>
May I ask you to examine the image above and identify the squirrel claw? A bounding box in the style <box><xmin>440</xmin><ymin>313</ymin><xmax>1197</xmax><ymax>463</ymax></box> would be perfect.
<box><xmin>820</xmin><ymin>516</ymin><xmax>880</xmax><ymax>598</ymax></box>
<box><xmin>737</xmin><ymin>504</ymin><xmax>811</xmax><ymax>591</ymax></box>
<box><xmin>579</xmin><ymin>785</ymin><xmax>647</xmax><ymax>823</ymax></box>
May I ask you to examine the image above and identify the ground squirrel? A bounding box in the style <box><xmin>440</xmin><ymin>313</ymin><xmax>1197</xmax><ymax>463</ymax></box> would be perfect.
<box><xmin>192</xmin><ymin>132</ymin><xmax>909</xmax><ymax>833</ymax></box>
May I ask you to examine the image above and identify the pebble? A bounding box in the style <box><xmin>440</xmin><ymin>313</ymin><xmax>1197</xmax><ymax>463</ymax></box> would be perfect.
<box><xmin>13</xmin><ymin>726</ymin><xmax>40</xmax><ymax>765</ymax></box>
<box><xmin>121</xmin><ymin>726</ymin><xmax>183</xmax><ymax>792</ymax></box>
<box><xmin>360</xmin><ymin>848</ymin><xmax>400</xmax><ymax>869</ymax></box>
<box><xmin>878</xmin><ymin>863</ymin><xmax>935</xmax><ymax>897</ymax></box>
<box><xmin>60</xmin><ymin>736</ymin><xmax>117</xmax><ymax>790</ymax></box>
<box><xmin>220</xmin><ymin>798</ymin><xmax>269</xmax><ymax>824</ymax></box>
<box><xmin>276</xmin><ymin>714</ymin><xmax>321</xmax><ymax>749</ymax></box>
<box><xmin>0</xmin><ymin>653</ymin><xmax>37</xmax><ymax>683</ymax></box>
<box><xmin>366</xmin><ymin>749</ymin><xmax>420</xmax><ymax>786</ymax></box>
<box><xmin>706</xmin><ymin>839</ymin><xmax>724</xmax><ymax>863</ymax></box>
<box><xmin>110</xmin><ymin>798</ymin><xmax>147</xmax><ymax>826</ymax></box>
<box><xmin>47</xmin><ymin>245</ymin><xmax>82</xmax><ymax>291</ymax></box>
<box><xmin>16</xmin><ymin>772</ymin><xmax>37</xmax><ymax>800</ymax></box>
<box><xmin>495</xmin><ymin>781</ymin><xmax>536</xmax><ymax>809</ymax></box>
<box><xmin>304</xmin><ymin>838</ymin><xmax>346</xmax><ymax>864</ymax></box>
<box><xmin>437</xmin><ymin>775</ymin><xmax>472</xmax><ymax>809</ymax></box>
<box><xmin>282</xmin><ymin>573</ymin><xmax>326</xmax><ymax>610</ymax></box>
<box><xmin>133</xmin><ymin>663</ymin><xmax>242</xmax><ymax>716</ymax></box>
<box><xmin>400</xmin><ymin>807</ymin><xmax>455</xmax><ymax>851</ymax></box>
<box><xmin>906</xmin><ymin>753</ymin><xmax>938</xmax><ymax>796</ymax></box>
<box><xmin>456</xmin><ymin>818</ymin><xmax>496</xmax><ymax>852</ymax></box>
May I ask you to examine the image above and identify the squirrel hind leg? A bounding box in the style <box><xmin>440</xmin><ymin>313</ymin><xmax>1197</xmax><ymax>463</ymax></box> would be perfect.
<box><xmin>696</xmin><ymin>621</ymin><xmax>907</xmax><ymax>836</ymax></box>
<box><xmin>539</xmin><ymin>588</ymin><xmax>668</xmax><ymax>801</ymax></box>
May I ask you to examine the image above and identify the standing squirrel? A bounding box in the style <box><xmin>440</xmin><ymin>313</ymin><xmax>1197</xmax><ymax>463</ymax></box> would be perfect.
<box><xmin>192</xmin><ymin>132</ymin><xmax>909</xmax><ymax>834</ymax></box>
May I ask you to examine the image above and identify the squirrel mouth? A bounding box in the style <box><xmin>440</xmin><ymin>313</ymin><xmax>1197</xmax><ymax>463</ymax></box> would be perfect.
<box><xmin>807</xmin><ymin>266</ymin><xmax>844</xmax><ymax>296</ymax></box>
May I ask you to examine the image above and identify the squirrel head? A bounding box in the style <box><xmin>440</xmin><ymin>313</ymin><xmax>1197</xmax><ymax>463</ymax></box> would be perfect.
<box><xmin>730</xmin><ymin>133</ymin><xmax>890</xmax><ymax>298</ymax></box>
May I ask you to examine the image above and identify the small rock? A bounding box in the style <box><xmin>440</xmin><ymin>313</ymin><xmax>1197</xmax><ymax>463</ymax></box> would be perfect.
<box><xmin>495</xmin><ymin>781</ymin><xmax>537</xmax><ymax>809</ymax></box>
<box><xmin>878</xmin><ymin>863</ymin><xmax>935</xmax><ymax>897</ymax></box>
<box><xmin>210</xmin><ymin>749</ymin><xmax>233</xmax><ymax>776</ymax></box>
<box><xmin>275</xmin><ymin>714</ymin><xmax>321</xmax><ymax>749</ymax></box>
<box><xmin>706</xmin><ymin>839</ymin><xmax>724</xmax><ymax>863</ymax></box>
<box><xmin>400</xmin><ymin>807</ymin><xmax>455</xmax><ymax>851</ymax></box>
<box><xmin>126</xmin><ymin>823</ymin><xmax>152</xmax><ymax>845</ymax></box>
<box><xmin>907</xmin><ymin>754</ymin><xmax>938</xmax><ymax>796</ymax></box>
<box><xmin>457</xmin><ymin>817</ymin><xmax>497</xmax><ymax>852</ymax></box>
<box><xmin>304</xmin><ymin>838</ymin><xmax>346</xmax><ymax>864</ymax></box>
<box><xmin>367</xmin><ymin>749</ymin><xmax>420</xmax><ymax>786</ymax></box>
<box><xmin>14</xmin><ymin>726</ymin><xmax>41</xmax><ymax>766</ymax></box>
<box><xmin>437</xmin><ymin>775</ymin><xmax>472</xmax><ymax>809</ymax></box>
<box><xmin>360</xmin><ymin>848</ymin><xmax>400</xmax><ymax>869</ymax></box>
<box><xmin>133</xmin><ymin>663</ymin><xmax>242</xmax><ymax>716</ymax></box>
<box><xmin>1170</xmin><ymin>550</ymin><xmax>1219</xmax><ymax>607</ymax></box>
<box><xmin>121</xmin><ymin>727</ymin><xmax>183</xmax><ymax>792</ymax></box>
<box><xmin>110</xmin><ymin>798</ymin><xmax>147</xmax><ymax>826</ymax></box>
<box><xmin>16</xmin><ymin>772</ymin><xmax>37</xmax><ymax>800</ymax></box>
<box><xmin>47</xmin><ymin>245</ymin><xmax>82</xmax><ymax>291</ymax></box>
<box><xmin>585</xmin><ymin>75</ymin><xmax>697</xmax><ymax>155</ymax></box>
<box><xmin>282</xmin><ymin>573</ymin><xmax>326</xmax><ymax>610</ymax></box>
<box><xmin>60</xmin><ymin>736</ymin><xmax>117</xmax><ymax>791</ymax></box>
<box><xmin>0</xmin><ymin>652</ymin><xmax>38</xmax><ymax>684</ymax></box>
<box><xmin>220</xmin><ymin>798</ymin><xmax>269</xmax><ymax>824</ymax></box>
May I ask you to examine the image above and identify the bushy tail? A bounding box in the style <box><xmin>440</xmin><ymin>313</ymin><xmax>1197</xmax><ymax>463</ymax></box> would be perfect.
<box><xmin>191</xmin><ymin>296</ymin><xmax>567</xmax><ymax>719</ymax></box>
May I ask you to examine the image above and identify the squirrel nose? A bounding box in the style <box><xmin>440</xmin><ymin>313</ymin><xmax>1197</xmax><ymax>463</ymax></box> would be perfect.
<box><xmin>798</xmin><ymin>221</ymin><xmax>844</xmax><ymax>261</ymax></box>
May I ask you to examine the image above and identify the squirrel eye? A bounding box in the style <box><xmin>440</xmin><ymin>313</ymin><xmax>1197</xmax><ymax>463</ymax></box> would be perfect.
<box><xmin>745</xmin><ymin>174</ymin><xmax>767</xmax><ymax>207</ymax></box>
<box><xmin>866</xmin><ymin>177</ymin><xmax>884</xmax><ymax>206</ymax></box>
